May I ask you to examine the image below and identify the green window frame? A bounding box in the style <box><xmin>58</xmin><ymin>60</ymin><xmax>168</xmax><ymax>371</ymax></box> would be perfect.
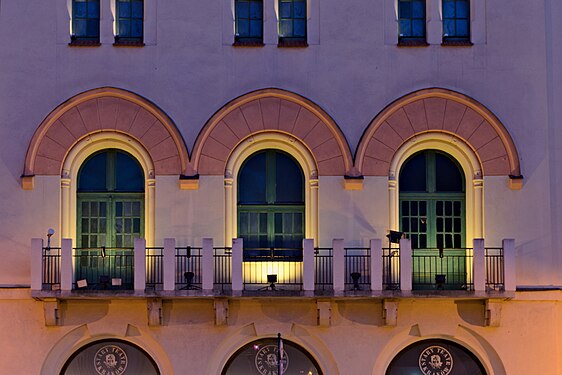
<box><xmin>400</xmin><ymin>150</ymin><xmax>467</xmax><ymax>290</ymax></box>
<box><xmin>238</xmin><ymin>149</ymin><xmax>305</xmax><ymax>260</ymax></box>
<box><xmin>399</xmin><ymin>150</ymin><xmax>466</xmax><ymax>249</ymax></box>
<box><xmin>115</xmin><ymin>0</ymin><xmax>144</xmax><ymax>44</ymax></box>
<box><xmin>398</xmin><ymin>0</ymin><xmax>426</xmax><ymax>44</ymax></box>
<box><xmin>442</xmin><ymin>0</ymin><xmax>470</xmax><ymax>42</ymax></box>
<box><xmin>77</xmin><ymin>150</ymin><xmax>144</xmax><ymax>249</ymax></box>
<box><xmin>278</xmin><ymin>0</ymin><xmax>307</xmax><ymax>45</ymax></box>
<box><xmin>71</xmin><ymin>0</ymin><xmax>100</xmax><ymax>43</ymax></box>
<box><xmin>235</xmin><ymin>0</ymin><xmax>263</xmax><ymax>44</ymax></box>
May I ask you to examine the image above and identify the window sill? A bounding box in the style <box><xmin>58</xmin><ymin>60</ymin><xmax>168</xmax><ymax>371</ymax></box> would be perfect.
<box><xmin>233</xmin><ymin>40</ymin><xmax>265</xmax><ymax>47</ymax></box>
<box><xmin>113</xmin><ymin>40</ymin><xmax>145</xmax><ymax>47</ymax></box>
<box><xmin>277</xmin><ymin>39</ymin><xmax>308</xmax><ymax>48</ymax></box>
<box><xmin>441</xmin><ymin>39</ymin><xmax>473</xmax><ymax>47</ymax></box>
<box><xmin>398</xmin><ymin>39</ymin><xmax>429</xmax><ymax>47</ymax></box>
<box><xmin>68</xmin><ymin>39</ymin><xmax>101</xmax><ymax>47</ymax></box>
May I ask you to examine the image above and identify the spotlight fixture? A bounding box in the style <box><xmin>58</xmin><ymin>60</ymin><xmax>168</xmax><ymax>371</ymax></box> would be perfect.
<box><xmin>350</xmin><ymin>272</ymin><xmax>361</xmax><ymax>290</ymax></box>
<box><xmin>267</xmin><ymin>274</ymin><xmax>277</xmax><ymax>290</ymax></box>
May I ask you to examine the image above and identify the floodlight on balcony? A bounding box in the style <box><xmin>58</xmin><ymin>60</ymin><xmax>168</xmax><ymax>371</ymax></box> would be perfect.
<box><xmin>351</xmin><ymin>272</ymin><xmax>361</xmax><ymax>290</ymax></box>
<box><xmin>267</xmin><ymin>274</ymin><xmax>277</xmax><ymax>290</ymax></box>
<box><xmin>180</xmin><ymin>271</ymin><xmax>201</xmax><ymax>290</ymax></box>
<box><xmin>435</xmin><ymin>274</ymin><xmax>446</xmax><ymax>290</ymax></box>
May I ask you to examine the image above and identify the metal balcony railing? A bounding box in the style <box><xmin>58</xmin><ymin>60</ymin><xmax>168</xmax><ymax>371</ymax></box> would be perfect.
<box><xmin>73</xmin><ymin>247</ymin><xmax>134</xmax><ymax>290</ymax></box>
<box><xmin>242</xmin><ymin>247</ymin><xmax>303</xmax><ymax>261</ymax></box>
<box><xmin>485</xmin><ymin>247</ymin><xmax>505</xmax><ymax>291</ymax></box>
<box><xmin>214</xmin><ymin>247</ymin><xmax>232</xmax><ymax>291</ymax></box>
<box><xmin>42</xmin><ymin>246</ymin><xmax>61</xmax><ymax>291</ymax></box>
<box><xmin>412</xmin><ymin>248</ymin><xmax>473</xmax><ymax>291</ymax></box>
<box><xmin>146</xmin><ymin>247</ymin><xmax>163</xmax><ymax>290</ymax></box>
<box><xmin>383</xmin><ymin>247</ymin><xmax>400</xmax><ymax>290</ymax></box>
<box><xmin>345</xmin><ymin>247</ymin><xmax>371</xmax><ymax>290</ymax></box>
<box><xmin>175</xmin><ymin>246</ymin><xmax>202</xmax><ymax>290</ymax></box>
<box><xmin>36</xmin><ymin>239</ymin><xmax>506</xmax><ymax>294</ymax></box>
<box><xmin>314</xmin><ymin>247</ymin><xmax>333</xmax><ymax>291</ymax></box>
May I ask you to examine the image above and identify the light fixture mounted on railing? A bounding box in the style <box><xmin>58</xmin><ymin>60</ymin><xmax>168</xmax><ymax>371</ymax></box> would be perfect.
<box><xmin>386</xmin><ymin>230</ymin><xmax>404</xmax><ymax>244</ymax></box>
<box><xmin>259</xmin><ymin>274</ymin><xmax>277</xmax><ymax>291</ymax></box>
<box><xmin>180</xmin><ymin>271</ymin><xmax>201</xmax><ymax>290</ymax></box>
<box><xmin>46</xmin><ymin>228</ymin><xmax>55</xmax><ymax>251</ymax></box>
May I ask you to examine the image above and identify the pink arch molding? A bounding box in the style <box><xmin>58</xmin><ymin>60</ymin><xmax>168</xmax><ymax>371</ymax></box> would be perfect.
<box><xmin>191</xmin><ymin>89</ymin><xmax>353</xmax><ymax>176</ymax></box>
<box><xmin>356</xmin><ymin>88</ymin><xmax>522</xmax><ymax>178</ymax></box>
<box><xmin>23</xmin><ymin>87</ymin><xmax>189</xmax><ymax>182</ymax></box>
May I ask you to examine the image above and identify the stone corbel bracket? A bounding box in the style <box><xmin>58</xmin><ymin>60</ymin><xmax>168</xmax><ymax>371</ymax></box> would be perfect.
<box><xmin>317</xmin><ymin>300</ymin><xmax>331</xmax><ymax>327</ymax></box>
<box><xmin>383</xmin><ymin>299</ymin><xmax>399</xmax><ymax>326</ymax></box>
<box><xmin>147</xmin><ymin>298</ymin><xmax>163</xmax><ymax>326</ymax></box>
<box><xmin>214</xmin><ymin>298</ymin><xmax>229</xmax><ymax>326</ymax></box>
<box><xmin>43</xmin><ymin>298</ymin><xmax>61</xmax><ymax>326</ymax></box>
<box><xmin>485</xmin><ymin>299</ymin><xmax>503</xmax><ymax>327</ymax></box>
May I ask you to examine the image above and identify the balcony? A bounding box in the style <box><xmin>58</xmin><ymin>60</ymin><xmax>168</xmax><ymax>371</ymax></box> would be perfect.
<box><xmin>32</xmin><ymin>237</ymin><xmax>515</xmax><ymax>298</ymax></box>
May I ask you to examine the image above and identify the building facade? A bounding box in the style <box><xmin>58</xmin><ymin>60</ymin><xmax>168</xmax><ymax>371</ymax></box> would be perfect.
<box><xmin>1</xmin><ymin>0</ymin><xmax>561</xmax><ymax>374</ymax></box>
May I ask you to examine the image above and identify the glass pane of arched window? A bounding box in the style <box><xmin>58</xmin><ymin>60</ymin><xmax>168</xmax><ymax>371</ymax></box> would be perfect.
<box><xmin>399</xmin><ymin>152</ymin><xmax>426</xmax><ymax>192</ymax></box>
<box><xmin>223</xmin><ymin>338</ymin><xmax>321</xmax><ymax>375</ymax></box>
<box><xmin>115</xmin><ymin>151</ymin><xmax>144</xmax><ymax>192</ymax></box>
<box><xmin>239</xmin><ymin>151</ymin><xmax>267</xmax><ymax>204</ymax></box>
<box><xmin>435</xmin><ymin>152</ymin><xmax>463</xmax><ymax>192</ymax></box>
<box><xmin>78</xmin><ymin>152</ymin><xmax>107</xmax><ymax>191</ymax></box>
<box><xmin>275</xmin><ymin>151</ymin><xmax>304</xmax><ymax>203</ymax></box>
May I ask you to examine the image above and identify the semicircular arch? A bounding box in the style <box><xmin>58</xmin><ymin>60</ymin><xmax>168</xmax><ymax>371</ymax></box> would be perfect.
<box><xmin>192</xmin><ymin>88</ymin><xmax>353</xmax><ymax>176</ymax></box>
<box><xmin>356</xmin><ymin>88</ymin><xmax>521</xmax><ymax>178</ymax></box>
<box><xmin>24</xmin><ymin>87</ymin><xmax>189</xmax><ymax>179</ymax></box>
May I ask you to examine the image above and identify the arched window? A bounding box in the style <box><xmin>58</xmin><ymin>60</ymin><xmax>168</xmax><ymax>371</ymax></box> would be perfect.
<box><xmin>222</xmin><ymin>338</ymin><xmax>321</xmax><ymax>375</ymax></box>
<box><xmin>386</xmin><ymin>339</ymin><xmax>486</xmax><ymax>375</ymax></box>
<box><xmin>76</xmin><ymin>149</ymin><xmax>144</xmax><ymax>289</ymax></box>
<box><xmin>400</xmin><ymin>150</ymin><xmax>465</xmax><ymax>249</ymax></box>
<box><xmin>400</xmin><ymin>150</ymin><xmax>467</xmax><ymax>290</ymax></box>
<box><xmin>61</xmin><ymin>339</ymin><xmax>160</xmax><ymax>374</ymax></box>
<box><xmin>78</xmin><ymin>149</ymin><xmax>144</xmax><ymax>248</ymax></box>
<box><xmin>238</xmin><ymin>149</ymin><xmax>304</xmax><ymax>260</ymax></box>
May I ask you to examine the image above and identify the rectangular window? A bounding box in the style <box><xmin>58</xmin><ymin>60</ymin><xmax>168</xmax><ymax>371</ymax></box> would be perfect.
<box><xmin>115</xmin><ymin>0</ymin><xmax>144</xmax><ymax>45</ymax></box>
<box><xmin>442</xmin><ymin>0</ymin><xmax>471</xmax><ymax>44</ymax></box>
<box><xmin>278</xmin><ymin>0</ymin><xmax>307</xmax><ymax>47</ymax></box>
<box><xmin>71</xmin><ymin>0</ymin><xmax>100</xmax><ymax>45</ymax></box>
<box><xmin>398</xmin><ymin>0</ymin><xmax>427</xmax><ymax>46</ymax></box>
<box><xmin>235</xmin><ymin>0</ymin><xmax>263</xmax><ymax>45</ymax></box>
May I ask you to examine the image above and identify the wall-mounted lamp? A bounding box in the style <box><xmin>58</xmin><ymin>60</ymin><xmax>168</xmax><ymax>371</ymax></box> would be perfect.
<box><xmin>46</xmin><ymin>228</ymin><xmax>55</xmax><ymax>250</ymax></box>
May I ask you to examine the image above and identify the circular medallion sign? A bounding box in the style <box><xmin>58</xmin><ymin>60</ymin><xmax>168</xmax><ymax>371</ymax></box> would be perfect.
<box><xmin>418</xmin><ymin>345</ymin><xmax>453</xmax><ymax>375</ymax></box>
<box><xmin>94</xmin><ymin>345</ymin><xmax>128</xmax><ymax>375</ymax></box>
<box><xmin>254</xmin><ymin>345</ymin><xmax>289</xmax><ymax>375</ymax></box>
